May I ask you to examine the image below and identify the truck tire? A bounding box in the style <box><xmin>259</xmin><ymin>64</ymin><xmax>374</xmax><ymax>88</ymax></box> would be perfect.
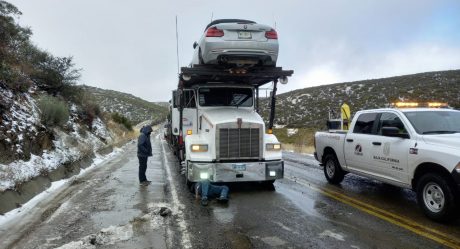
<box><xmin>179</xmin><ymin>149</ymin><xmax>185</xmax><ymax>162</ymax></box>
<box><xmin>185</xmin><ymin>161</ymin><xmax>194</xmax><ymax>192</ymax></box>
<box><xmin>416</xmin><ymin>173</ymin><xmax>459</xmax><ymax>222</ymax></box>
<box><xmin>261</xmin><ymin>180</ymin><xmax>275</xmax><ymax>191</ymax></box>
<box><xmin>323</xmin><ymin>154</ymin><xmax>345</xmax><ymax>184</ymax></box>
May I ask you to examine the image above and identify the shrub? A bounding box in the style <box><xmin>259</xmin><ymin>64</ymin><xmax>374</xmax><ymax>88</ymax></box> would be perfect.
<box><xmin>38</xmin><ymin>95</ymin><xmax>69</xmax><ymax>127</ymax></box>
<box><xmin>111</xmin><ymin>112</ymin><xmax>133</xmax><ymax>131</ymax></box>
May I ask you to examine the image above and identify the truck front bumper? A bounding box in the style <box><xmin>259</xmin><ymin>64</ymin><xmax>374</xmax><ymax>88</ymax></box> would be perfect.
<box><xmin>187</xmin><ymin>160</ymin><xmax>284</xmax><ymax>183</ymax></box>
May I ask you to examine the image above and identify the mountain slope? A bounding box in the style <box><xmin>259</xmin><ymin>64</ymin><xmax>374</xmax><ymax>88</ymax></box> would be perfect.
<box><xmin>82</xmin><ymin>86</ymin><xmax>168</xmax><ymax>125</ymax></box>
<box><xmin>260</xmin><ymin>70</ymin><xmax>460</xmax><ymax>128</ymax></box>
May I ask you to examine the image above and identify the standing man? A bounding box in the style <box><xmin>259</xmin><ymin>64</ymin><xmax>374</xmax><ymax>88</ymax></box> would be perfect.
<box><xmin>137</xmin><ymin>125</ymin><xmax>153</xmax><ymax>186</ymax></box>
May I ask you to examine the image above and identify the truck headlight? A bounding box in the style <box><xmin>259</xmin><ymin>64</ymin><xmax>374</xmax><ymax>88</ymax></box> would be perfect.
<box><xmin>191</xmin><ymin>144</ymin><xmax>208</xmax><ymax>152</ymax></box>
<box><xmin>266</xmin><ymin>143</ymin><xmax>281</xmax><ymax>151</ymax></box>
<box><xmin>200</xmin><ymin>172</ymin><xmax>209</xmax><ymax>179</ymax></box>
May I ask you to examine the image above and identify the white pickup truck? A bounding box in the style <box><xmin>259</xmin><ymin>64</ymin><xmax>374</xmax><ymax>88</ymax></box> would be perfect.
<box><xmin>314</xmin><ymin>108</ymin><xmax>460</xmax><ymax>221</ymax></box>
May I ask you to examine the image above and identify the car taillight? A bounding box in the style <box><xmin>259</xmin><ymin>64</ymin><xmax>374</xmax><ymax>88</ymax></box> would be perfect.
<box><xmin>265</xmin><ymin>29</ymin><xmax>278</xmax><ymax>39</ymax></box>
<box><xmin>206</xmin><ymin>27</ymin><xmax>224</xmax><ymax>37</ymax></box>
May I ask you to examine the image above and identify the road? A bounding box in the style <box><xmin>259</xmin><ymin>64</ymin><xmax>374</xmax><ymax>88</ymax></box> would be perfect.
<box><xmin>1</xmin><ymin>131</ymin><xmax>459</xmax><ymax>249</ymax></box>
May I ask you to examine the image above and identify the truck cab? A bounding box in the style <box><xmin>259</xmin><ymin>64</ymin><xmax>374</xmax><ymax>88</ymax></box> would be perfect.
<box><xmin>169</xmin><ymin>65</ymin><xmax>293</xmax><ymax>187</ymax></box>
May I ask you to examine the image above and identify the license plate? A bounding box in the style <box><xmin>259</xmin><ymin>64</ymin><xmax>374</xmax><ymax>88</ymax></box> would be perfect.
<box><xmin>238</xmin><ymin>31</ymin><xmax>252</xmax><ymax>39</ymax></box>
<box><xmin>233</xmin><ymin>164</ymin><xmax>246</xmax><ymax>171</ymax></box>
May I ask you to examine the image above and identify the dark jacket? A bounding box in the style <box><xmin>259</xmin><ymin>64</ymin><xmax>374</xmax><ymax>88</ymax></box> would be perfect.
<box><xmin>137</xmin><ymin>126</ymin><xmax>153</xmax><ymax>157</ymax></box>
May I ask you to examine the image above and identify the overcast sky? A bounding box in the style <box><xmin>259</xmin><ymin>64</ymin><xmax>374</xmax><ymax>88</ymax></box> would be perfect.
<box><xmin>9</xmin><ymin>0</ymin><xmax>460</xmax><ymax>102</ymax></box>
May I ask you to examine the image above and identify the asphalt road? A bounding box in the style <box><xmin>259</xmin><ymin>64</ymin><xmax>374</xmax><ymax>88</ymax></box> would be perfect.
<box><xmin>1</xmin><ymin>131</ymin><xmax>459</xmax><ymax>249</ymax></box>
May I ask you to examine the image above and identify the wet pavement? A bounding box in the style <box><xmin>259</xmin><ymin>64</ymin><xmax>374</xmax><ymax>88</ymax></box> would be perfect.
<box><xmin>1</xmin><ymin>132</ymin><xmax>459</xmax><ymax>249</ymax></box>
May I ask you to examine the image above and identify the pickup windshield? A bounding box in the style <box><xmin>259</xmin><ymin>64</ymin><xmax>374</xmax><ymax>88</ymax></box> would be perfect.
<box><xmin>198</xmin><ymin>87</ymin><xmax>253</xmax><ymax>107</ymax></box>
<box><xmin>404</xmin><ymin>110</ymin><xmax>460</xmax><ymax>134</ymax></box>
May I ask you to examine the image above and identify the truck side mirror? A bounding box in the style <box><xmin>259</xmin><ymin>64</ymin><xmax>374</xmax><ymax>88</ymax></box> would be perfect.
<box><xmin>382</xmin><ymin>127</ymin><xmax>410</xmax><ymax>139</ymax></box>
<box><xmin>193</xmin><ymin>41</ymin><xmax>198</xmax><ymax>49</ymax></box>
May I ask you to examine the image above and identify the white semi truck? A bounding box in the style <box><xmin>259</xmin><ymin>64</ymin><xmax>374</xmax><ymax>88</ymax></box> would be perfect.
<box><xmin>168</xmin><ymin>65</ymin><xmax>293</xmax><ymax>188</ymax></box>
<box><xmin>314</xmin><ymin>106</ymin><xmax>460</xmax><ymax>221</ymax></box>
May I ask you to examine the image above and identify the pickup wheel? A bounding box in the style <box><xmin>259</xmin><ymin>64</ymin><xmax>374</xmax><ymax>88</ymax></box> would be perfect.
<box><xmin>416</xmin><ymin>173</ymin><xmax>459</xmax><ymax>222</ymax></box>
<box><xmin>323</xmin><ymin>154</ymin><xmax>345</xmax><ymax>184</ymax></box>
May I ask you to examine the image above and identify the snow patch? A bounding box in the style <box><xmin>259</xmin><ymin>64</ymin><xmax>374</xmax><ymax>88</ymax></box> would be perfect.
<box><xmin>0</xmin><ymin>121</ymin><xmax>112</xmax><ymax>191</ymax></box>
<box><xmin>319</xmin><ymin>230</ymin><xmax>345</xmax><ymax>241</ymax></box>
<box><xmin>260</xmin><ymin>236</ymin><xmax>287</xmax><ymax>246</ymax></box>
<box><xmin>287</xmin><ymin>128</ymin><xmax>298</xmax><ymax>137</ymax></box>
<box><xmin>55</xmin><ymin>224</ymin><xmax>134</xmax><ymax>249</ymax></box>
<box><xmin>54</xmin><ymin>201</ymin><xmax>168</xmax><ymax>249</ymax></box>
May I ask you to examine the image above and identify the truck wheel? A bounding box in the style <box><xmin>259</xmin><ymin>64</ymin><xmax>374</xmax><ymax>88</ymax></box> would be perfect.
<box><xmin>179</xmin><ymin>149</ymin><xmax>185</xmax><ymax>162</ymax></box>
<box><xmin>262</xmin><ymin>180</ymin><xmax>275</xmax><ymax>191</ymax></box>
<box><xmin>416</xmin><ymin>173</ymin><xmax>459</xmax><ymax>222</ymax></box>
<box><xmin>323</xmin><ymin>154</ymin><xmax>345</xmax><ymax>184</ymax></box>
<box><xmin>185</xmin><ymin>161</ymin><xmax>194</xmax><ymax>192</ymax></box>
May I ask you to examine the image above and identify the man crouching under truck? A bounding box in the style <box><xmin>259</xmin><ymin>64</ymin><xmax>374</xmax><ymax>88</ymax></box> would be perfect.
<box><xmin>194</xmin><ymin>180</ymin><xmax>229</xmax><ymax>206</ymax></box>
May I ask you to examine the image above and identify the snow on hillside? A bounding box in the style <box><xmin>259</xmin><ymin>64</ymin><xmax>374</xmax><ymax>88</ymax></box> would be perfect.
<box><xmin>82</xmin><ymin>85</ymin><xmax>168</xmax><ymax>125</ymax></box>
<box><xmin>0</xmin><ymin>86</ymin><xmax>114</xmax><ymax>191</ymax></box>
<box><xmin>260</xmin><ymin>70</ymin><xmax>460</xmax><ymax>128</ymax></box>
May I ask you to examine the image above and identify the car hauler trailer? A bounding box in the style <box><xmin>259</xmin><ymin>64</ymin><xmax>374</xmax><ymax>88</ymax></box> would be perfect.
<box><xmin>168</xmin><ymin>65</ymin><xmax>293</xmax><ymax>187</ymax></box>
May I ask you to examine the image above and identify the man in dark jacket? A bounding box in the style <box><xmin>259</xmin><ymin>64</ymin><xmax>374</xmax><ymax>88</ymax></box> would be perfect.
<box><xmin>137</xmin><ymin>125</ymin><xmax>153</xmax><ymax>186</ymax></box>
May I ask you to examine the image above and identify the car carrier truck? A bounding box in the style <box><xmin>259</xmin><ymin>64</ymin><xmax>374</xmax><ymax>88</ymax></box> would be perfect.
<box><xmin>167</xmin><ymin>65</ymin><xmax>293</xmax><ymax>188</ymax></box>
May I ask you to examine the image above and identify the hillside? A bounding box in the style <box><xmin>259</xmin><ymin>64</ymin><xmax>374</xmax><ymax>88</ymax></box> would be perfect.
<box><xmin>0</xmin><ymin>1</ymin><xmax>136</xmax><ymax>192</ymax></box>
<box><xmin>82</xmin><ymin>86</ymin><xmax>168</xmax><ymax>125</ymax></box>
<box><xmin>261</xmin><ymin>70</ymin><xmax>460</xmax><ymax>129</ymax></box>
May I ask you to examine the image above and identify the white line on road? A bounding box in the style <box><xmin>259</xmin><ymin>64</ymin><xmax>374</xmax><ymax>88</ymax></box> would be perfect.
<box><xmin>159</xmin><ymin>134</ymin><xmax>192</xmax><ymax>249</ymax></box>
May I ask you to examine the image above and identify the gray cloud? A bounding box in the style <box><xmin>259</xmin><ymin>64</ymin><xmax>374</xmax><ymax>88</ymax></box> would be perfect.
<box><xmin>10</xmin><ymin>0</ymin><xmax>460</xmax><ymax>101</ymax></box>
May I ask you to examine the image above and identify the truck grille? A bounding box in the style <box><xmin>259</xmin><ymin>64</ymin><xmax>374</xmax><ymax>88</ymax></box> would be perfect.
<box><xmin>219</xmin><ymin>128</ymin><xmax>260</xmax><ymax>159</ymax></box>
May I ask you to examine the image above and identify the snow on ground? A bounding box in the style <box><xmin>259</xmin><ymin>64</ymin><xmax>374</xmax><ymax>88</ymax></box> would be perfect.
<box><xmin>319</xmin><ymin>230</ymin><xmax>345</xmax><ymax>241</ymax></box>
<box><xmin>0</xmin><ymin>147</ymin><xmax>125</xmax><ymax>227</ymax></box>
<box><xmin>52</xmin><ymin>202</ymin><xmax>169</xmax><ymax>249</ymax></box>
<box><xmin>0</xmin><ymin>123</ymin><xmax>111</xmax><ymax>191</ymax></box>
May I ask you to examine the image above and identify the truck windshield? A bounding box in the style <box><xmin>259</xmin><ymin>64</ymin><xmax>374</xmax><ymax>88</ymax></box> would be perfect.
<box><xmin>198</xmin><ymin>87</ymin><xmax>253</xmax><ymax>107</ymax></box>
<box><xmin>404</xmin><ymin>111</ymin><xmax>460</xmax><ymax>134</ymax></box>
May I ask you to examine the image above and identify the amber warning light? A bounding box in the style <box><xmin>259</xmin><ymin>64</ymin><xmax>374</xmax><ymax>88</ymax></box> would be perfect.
<box><xmin>392</xmin><ymin>102</ymin><xmax>448</xmax><ymax>108</ymax></box>
<box><xmin>427</xmin><ymin>102</ymin><xmax>448</xmax><ymax>108</ymax></box>
<box><xmin>393</xmin><ymin>102</ymin><xmax>419</xmax><ymax>108</ymax></box>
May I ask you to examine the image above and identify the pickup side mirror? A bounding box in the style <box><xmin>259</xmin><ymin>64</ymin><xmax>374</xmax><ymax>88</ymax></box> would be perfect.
<box><xmin>382</xmin><ymin>127</ymin><xmax>410</xmax><ymax>139</ymax></box>
<box><xmin>193</xmin><ymin>41</ymin><xmax>198</xmax><ymax>49</ymax></box>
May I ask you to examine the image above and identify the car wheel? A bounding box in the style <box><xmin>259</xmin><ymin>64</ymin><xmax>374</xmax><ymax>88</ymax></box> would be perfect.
<box><xmin>416</xmin><ymin>173</ymin><xmax>459</xmax><ymax>222</ymax></box>
<box><xmin>323</xmin><ymin>154</ymin><xmax>345</xmax><ymax>184</ymax></box>
<box><xmin>198</xmin><ymin>48</ymin><xmax>204</xmax><ymax>64</ymax></box>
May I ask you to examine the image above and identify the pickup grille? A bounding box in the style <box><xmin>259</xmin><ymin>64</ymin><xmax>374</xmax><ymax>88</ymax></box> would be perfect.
<box><xmin>219</xmin><ymin>128</ymin><xmax>260</xmax><ymax>159</ymax></box>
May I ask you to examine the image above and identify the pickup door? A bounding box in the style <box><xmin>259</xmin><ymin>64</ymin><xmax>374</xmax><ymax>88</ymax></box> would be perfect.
<box><xmin>345</xmin><ymin>111</ymin><xmax>412</xmax><ymax>184</ymax></box>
